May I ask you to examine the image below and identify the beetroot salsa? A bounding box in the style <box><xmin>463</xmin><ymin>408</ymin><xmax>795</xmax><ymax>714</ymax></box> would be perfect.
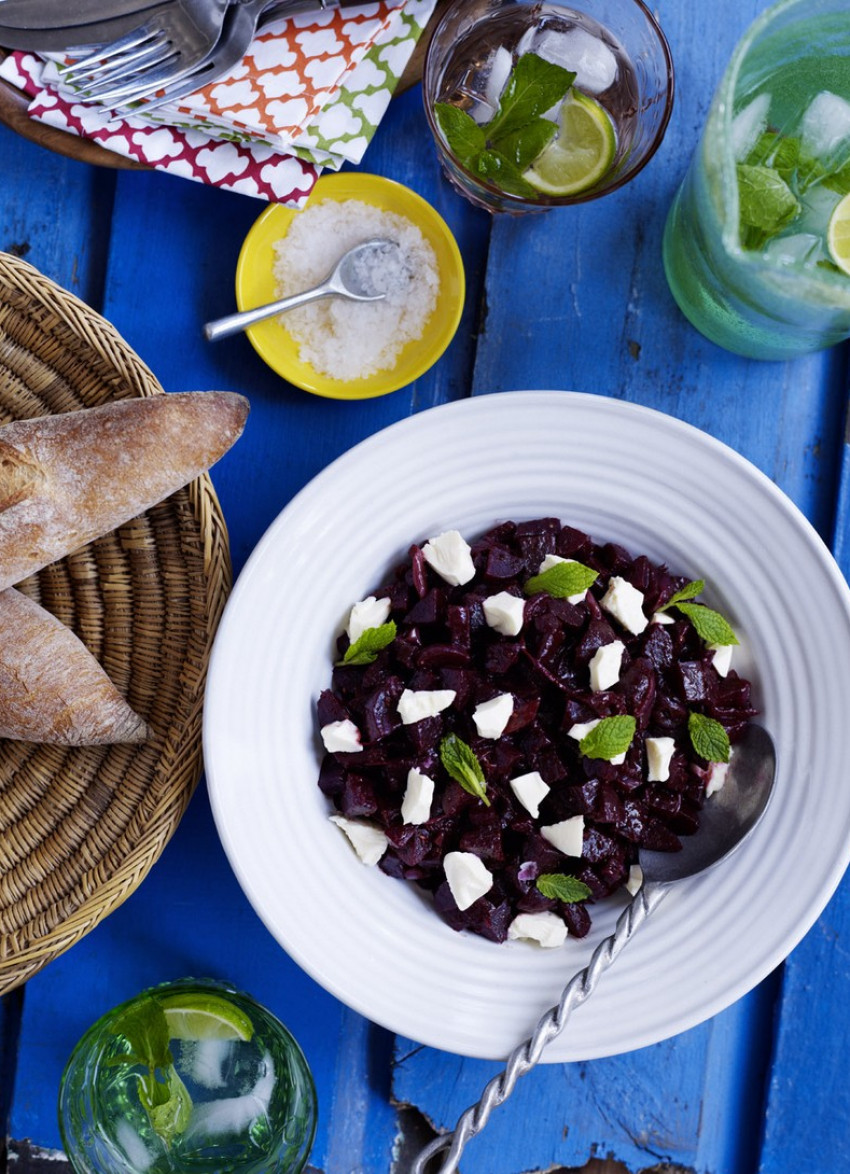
<box><xmin>316</xmin><ymin>518</ymin><xmax>756</xmax><ymax>946</ymax></box>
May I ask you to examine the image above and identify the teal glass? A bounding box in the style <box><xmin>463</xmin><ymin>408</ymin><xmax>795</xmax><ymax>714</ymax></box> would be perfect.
<box><xmin>58</xmin><ymin>978</ymin><xmax>317</xmax><ymax>1174</ymax></box>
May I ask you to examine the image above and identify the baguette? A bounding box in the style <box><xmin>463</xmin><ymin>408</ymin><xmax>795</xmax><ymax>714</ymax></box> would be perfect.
<box><xmin>0</xmin><ymin>391</ymin><xmax>249</xmax><ymax>592</ymax></box>
<box><xmin>0</xmin><ymin>588</ymin><xmax>148</xmax><ymax>745</ymax></box>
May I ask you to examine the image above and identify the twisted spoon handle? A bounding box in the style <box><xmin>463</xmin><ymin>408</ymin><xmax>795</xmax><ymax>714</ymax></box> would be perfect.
<box><xmin>409</xmin><ymin>880</ymin><xmax>668</xmax><ymax>1174</ymax></box>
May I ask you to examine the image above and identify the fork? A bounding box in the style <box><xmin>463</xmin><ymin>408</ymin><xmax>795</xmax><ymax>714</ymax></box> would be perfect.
<box><xmin>69</xmin><ymin>0</ymin><xmax>343</xmax><ymax>113</ymax></box>
<box><xmin>60</xmin><ymin>0</ymin><xmax>230</xmax><ymax>102</ymax></box>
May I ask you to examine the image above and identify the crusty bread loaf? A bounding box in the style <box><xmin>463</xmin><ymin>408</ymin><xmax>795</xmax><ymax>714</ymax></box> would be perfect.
<box><xmin>0</xmin><ymin>588</ymin><xmax>148</xmax><ymax>745</ymax></box>
<box><xmin>0</xmin><ymin>391</ymin><xmax>249</xmax><ymax>592</ymax></box>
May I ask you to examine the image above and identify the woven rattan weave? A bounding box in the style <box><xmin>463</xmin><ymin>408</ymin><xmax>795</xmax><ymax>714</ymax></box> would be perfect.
<box><xmin>0</xmin><ymin>250</ymin><xmax>231</xmax><ymax>994</ymax></box>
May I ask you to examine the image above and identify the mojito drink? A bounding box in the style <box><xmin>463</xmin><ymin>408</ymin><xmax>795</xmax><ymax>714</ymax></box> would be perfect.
<box><xmin>423</xmin><ymin>0</ymin><xmax>673</xmax><ymax>214</ymax></box>
<box><xmin>58</xmin><ymin>979</ymin><xmax>317</xmax><ymax>1174</ymax></box>
<box><xmin>663</xmin><ymin>0</ymin><xmax>850</xmax><ymax>359</ymax></box>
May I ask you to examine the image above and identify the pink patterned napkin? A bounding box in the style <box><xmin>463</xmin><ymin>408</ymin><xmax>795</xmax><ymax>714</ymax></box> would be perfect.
<box><xmin>0</xmin><ymin>1</ymin><xmax>406</xmax><ymax>206</ymax></box>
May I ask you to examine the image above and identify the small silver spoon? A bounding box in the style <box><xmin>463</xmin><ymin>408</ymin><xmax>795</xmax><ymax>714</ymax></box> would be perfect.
<box><xmin>412</xmin><ymin>722</ymin><xmax>777</xmax><ymax>1174</ymax></box>
<box><xmin>203</xmin><ymin>238</ymin><xmax>399</xmax><ymax>343</ymax></box>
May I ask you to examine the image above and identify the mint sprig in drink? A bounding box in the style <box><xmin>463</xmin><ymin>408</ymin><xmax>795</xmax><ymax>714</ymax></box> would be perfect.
<box><xmin>58</xmin><ymin>979</ymin><xmax>316</xmax><ymax>1174</ymax></box>
<box><xmin>663</xmin><ymin>0</ymin><xmax>850</xmax><ymax>359</ymax></box>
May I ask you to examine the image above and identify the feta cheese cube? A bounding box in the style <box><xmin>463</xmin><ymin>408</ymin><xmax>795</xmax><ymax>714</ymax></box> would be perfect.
<box><xmin>568</xmin><ymin>719</ymin><xmax>625</xmax><ymax>765</ymax></box>
<box><xmin>539</xmin><ymin>554</ymin><xmax>589</xmax><ymax>604</ymax></box>
<box><xmin>508</xmin><ymin>911</ymin><xmax>567</xmax><ymax>948</ymax></box>
<box><xmin>347</xmin><ymin>595</ymin><xmax>392</xmax><ymax>643</ymax></box>
<box><xmin>646</xmin><ymin>735</ymin><xmax>676</xmax><ymax>782</ymax></box>
<box><xmin>397</xmin><ymin>688</ymin><xmax>456</xmax><ymax>725</ymax></box>
<box><xmin>541</xmin><ymin>815</ymin><xmax>585</xmax><ymax>857</ymax></box>
<box><xmin>706</xmin><ymin>754</ymin><xmax>732</xmax><ymax>798</ymax></box>
<box><xmin>589</xmin><ymin>640</ymin><xmax>625</xmax><ymax>691</ymax></box>
<box><xmin>625</xmin><ymin>864</ymin><xmax>643</xmax><ymax>895</ymax></box>
<box><xmin>509</xmin><ymin>770</ymin><xmax>550</xmax><ymax>818</ymax></box>
<box><xmin>600</xmin><ymin>576</ymin><xmax>648</xmax><ymax>635</ymax></box>
<box><xmin>401</xmin><ymin>768</ymin><xmax>434</xmax><ymax>825</ymax></box>
<box><xmin>444</xmin><ymin>851</ymin><xmax>493</xmax><ymax>911</ymax></box>
<box><xmin>422</xmin><ymin>530</ymin><xmax>476</xmax><ymax>586</ymax></box>
<box><xmin>473</xmin><ymin>693</ymin><xmax>514</xmax><ymax>738</ymax></box>
<box><xmin>711</xmin><ymin>643</ymin><xmax>734</xmax><ymax>677</ymax></box>
<box><xmin>320</xmin><ymin>718</ymin><xmax>363</xmax><ymax>753</ymax></box>
<box><xmin>330</xmin><ymin>815</ymin><xmax>388</xmax><ymax>865</ymax></box>
<box><xmin>482</xmin><ymin>591</ymin><xmax>525</xmax><ymax>636</ymax></box>
<box><xmin>651</xmin><ymin>610</ymin><xmax>675</xmax><ymax>625</ymax></box>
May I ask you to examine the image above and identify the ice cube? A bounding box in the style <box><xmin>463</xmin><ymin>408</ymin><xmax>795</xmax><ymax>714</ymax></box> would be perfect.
<box><xmin>800</xmin><ymin>91</ymin><xmax>850</xmax><ymax>159</ymax></box>
<box><xmin>181</xmin><ymin>1038</ymin><xmax>231</xmax><ymax>1091</ymax></box>
<box><xmin>461</xmin><ymin>46</ymin><xmax>512</xmax><ymax>125</ymax></box>
<box><xmin>795</xmin><ymin>184</ymin><xmax>842</xmax><ymax>236</ymax></box>
<box><xmin>731</xmin><ymin>93</ymin><xmax>770</xmax><ymax>161</ymax></box>
<box><xmin>519</xmin><ymin>25</ymin><xmax>617</xmax><ymax>93</ymax></box>
<box><xmin>182</xmin><ymin>1052</ymin><xmax>276</xmax><ymax>1142</ymax></box>
<box><xmin>114</xmin><ymin>1121</ymin><xmax>156</xmax><ymax>1172</ymax></box>
<box><xmin>763</xmin><ymin>232</ymin><xmax>824</xmax><ymax>267</ymax></box>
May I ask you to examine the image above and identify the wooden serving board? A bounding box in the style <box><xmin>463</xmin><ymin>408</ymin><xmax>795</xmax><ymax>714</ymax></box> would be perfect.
<box><xmin>0</xmin><ymin>0</ymin><xmax>450</xmax><ymax>171</ymax></box>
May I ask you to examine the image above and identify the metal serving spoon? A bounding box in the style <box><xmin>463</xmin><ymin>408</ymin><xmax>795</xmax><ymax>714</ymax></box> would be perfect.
<box><xmin>412</xmin><ymin>722</ymin><xmax>777</xmax><ymax>1174</ymax></box>
<box><xmin>203</xmin><ymin>238</ymin><xmax>400</xmax><ymax>343</ymax></box>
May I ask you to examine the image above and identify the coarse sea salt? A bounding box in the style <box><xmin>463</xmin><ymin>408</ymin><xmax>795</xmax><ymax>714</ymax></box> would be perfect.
<box><xmin>272</xmin><ymin>199</ymin><xmax>440</xmax><ymax>382</ymax></box>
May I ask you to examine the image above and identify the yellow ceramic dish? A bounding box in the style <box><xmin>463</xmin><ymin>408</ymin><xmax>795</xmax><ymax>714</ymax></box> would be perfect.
<box><xmin>235</xmin><ymin>173</ymin><xmax>466</xmax><ymax>400</ymax></box>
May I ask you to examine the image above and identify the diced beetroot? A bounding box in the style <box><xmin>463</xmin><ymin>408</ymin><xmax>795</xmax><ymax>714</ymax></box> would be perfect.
<box><xmin>404</xmin><ymin>588</ymin><xmax>446</xmax><ymax>625</ymax></box>
<box><xmin>339</xmin><ymin>775</ymin><xmax>381</xmax><ymax>819</ymax></box>
<box><xmin>484</xmin><ymin>546</ymin><xmax>526</xmax><ymax>580</ymax></box>
<box><xmin>317</xmin><ymin>518</ymin><xmax>756</xmax><ymax>946</ymax></box>
<box><xmin>562</xmin><ymin>902</ymin><xmax>592</xmax><ymax>937</ymax></box>
<box><xmin>410</xmin><ymin>544</ymin><xmax>429</xmax><ymax>597</ymax></box>
<box><xmin>317</xmin><ymin>689</ymin><xmax>349</xmax><ymax>727</ymax></box>
<box><xmin>363</xmin><ymin>678</ymin><xmax>404</xmax><ymax>741</ymax></box>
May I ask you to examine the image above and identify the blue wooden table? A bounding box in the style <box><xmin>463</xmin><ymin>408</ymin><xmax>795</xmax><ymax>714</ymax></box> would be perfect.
<box><xmin>1</xmin><ymin>1</ymin><xmax>849</xmax><ymax>1171</ymax></box>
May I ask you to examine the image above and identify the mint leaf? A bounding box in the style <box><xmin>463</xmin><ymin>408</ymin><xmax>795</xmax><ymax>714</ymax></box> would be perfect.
<box><xmin>737</xmin><ymin>163</ymin><xmax>800</xmax><ymax>249</ymax></box>
<box><xmin>523</xmin><ymin>560</ymin><xmax>597</xmax><ymax>599</ymax></box>
<box><xmin>434</xmin><ymin>103</ymin><xmax>486</xmax><ymax>165</ymax></box>
<box><xmin>487</xmin><ymin>53</ymin><xmax>575</xmax><ymax>141</ymax></box>
<box><xmin>688</xmin><ymin>712</ymin><xmax>730</xmax><ymax>763</ymax></box>
<box><xmin>109</xmin><ymin>997</ymin><xmax>179</xmax><ymax>1119</ymax></box>
<box><xmin>440</xmin><ymin>733</ymin><xmax>489</xmax><ymax>805</ymax></box>
<box><xmin>659</xmin><ymin>579</ymin><xmax>705</xmax><ymax>610</ymax></box>
<box><xmin>110</xmin><ymin>998</ymin><xmax>172</xmax><ymax>1073</ymax></box>
<box><xmin>475</xmin><ymin>149</ymin><xmax>539</xmax><ymax>197</ymax></box>
<box><xmin>339</xmin><ymin>621</ymin><xmax>397</xmax><ymax>666</ymax></box>
<box><xmin>148</xmin><ymin>1067</ymin><xmax>192</xmax><ymax>1146</ymax></box>
<box><xmin>579</xmin><ymin>715</ymin><xmax>636</xmax><ymax>761</ymax></box>
<box><xmin>489</xmin><ymin>117</ymin><xmax>557</xmax><ymax>170</ymax></box>
<box><xmin>824</xmin><ymin>159</ymin><xmax>850</xmax><ymax>195</ymax></box>
<box><xmin>675</xmin><ymin>602</ymin><xmax>738</xmax><ymax>647</ymax></box>
<box><xmin>746</xmin><ymin>131</ymin><xmax>824</xmax><ymax>191</ymax></box>
<box><xmin>536</xmin><ymin>873</ymin><xmax>592</xmax><ymax>902</ymax></box>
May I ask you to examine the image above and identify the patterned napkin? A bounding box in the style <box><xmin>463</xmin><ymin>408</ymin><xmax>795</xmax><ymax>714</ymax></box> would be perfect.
<box><xmin>0</xmin><ymin>0</ymin><xmax>435</xmax><ymax>206</ymax></box>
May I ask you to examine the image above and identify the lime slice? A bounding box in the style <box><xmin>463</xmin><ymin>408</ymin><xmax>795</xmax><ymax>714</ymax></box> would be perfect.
<box><xmin>522</xmin><ymin>90</ymin><xmax>616</xmax><ymax>197</ymax></box>
<box><xmin>827</xmin><ymin>191</ymin><xmax>850</xmax><ymax>276</ymax></box>
<box><xmin>159</xmin><ymin>992</ymin><xmax>254</xmax><ymax>1041</ymax></box>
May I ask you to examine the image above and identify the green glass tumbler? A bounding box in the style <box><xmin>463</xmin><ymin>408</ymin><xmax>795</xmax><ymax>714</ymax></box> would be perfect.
<box><xmin>58</xmin><ymin>978</ymin><xmax>317</xmax><ymax>1174</ymax></box>
<box><xmin>663</xmin><ymin>0</ymin><xmax>850</xmax><ymax>359</ymax></box>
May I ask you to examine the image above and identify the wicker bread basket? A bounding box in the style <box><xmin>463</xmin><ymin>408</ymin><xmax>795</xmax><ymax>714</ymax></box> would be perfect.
<box><xmin>0</xmin><ymin>251</ymin><xmax>232</xmax><ymax>994</ymax></box>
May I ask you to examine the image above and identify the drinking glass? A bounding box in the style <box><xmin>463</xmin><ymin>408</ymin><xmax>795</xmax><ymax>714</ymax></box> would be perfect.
<box><xmin>422</xmin><ymin>0</ymin><xmax>674</xmax><ymax>214</ymax></box>
<box><xmin>663</xmin><ymin>0</ymin><xmax>850</xmax><ymax>360</ymax></box>
<box><xmin>58</xmin><ymin>978</ymin><xmax>317</xmax><ymax>1174</ymax></box>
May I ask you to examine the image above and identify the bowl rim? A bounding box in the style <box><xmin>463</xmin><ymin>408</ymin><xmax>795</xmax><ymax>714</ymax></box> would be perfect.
<box><xmin>234</xmin><ymin>173</ymin><xmax>466</xmax><ymax>400</ymax></box>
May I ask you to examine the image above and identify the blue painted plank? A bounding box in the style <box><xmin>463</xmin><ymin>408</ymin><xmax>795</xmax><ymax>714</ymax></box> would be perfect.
<box><xmin>0</xmin><ymin>123</ymin><xmax>114</xmax><ymax>307</ymax></box>
<box><xmin>757</xmin><ymin>380</ymin><xmax>850</xmax><ymax>1174</ymax></box>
